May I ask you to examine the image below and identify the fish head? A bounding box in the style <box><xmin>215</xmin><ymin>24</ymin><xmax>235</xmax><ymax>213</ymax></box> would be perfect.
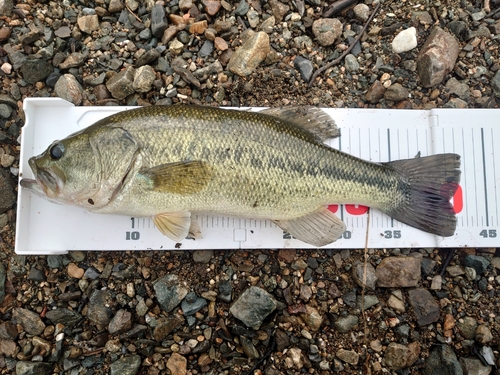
<box><xmin>21</xmin><ymin>126</ymin><xmax>139</xmax><ymax>210</ymax></box>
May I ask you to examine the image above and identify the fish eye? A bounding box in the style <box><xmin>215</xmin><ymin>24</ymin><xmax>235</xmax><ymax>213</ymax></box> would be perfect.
<box><xmin>49</xmin><ymin>143</ymin><xmax>65</xmax><ymax>160</ymax></box>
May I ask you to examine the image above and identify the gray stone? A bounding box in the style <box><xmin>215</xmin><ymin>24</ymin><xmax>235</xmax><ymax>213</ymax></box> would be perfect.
<box><xmin>334</xmin><ymin>314</ymin><xmax>358</xmax><ymax>333</ymax></box>
<box><xmin>336</xmin><ymin>349</ymin><xmax>359</xmax><ymax>365</ymax></box>
<box><xmin>20</xmin><ymin>59</ymin><xmax>53</xmax><ymax>84</ymax></box>
<box><xmin>77</xmin><ymin>15</ymin><xmax>100</xmax><ymax>34</ymax></box>
<box><xmin>475</xmin><ymin>325</ymin><xmax>493</xmax><ymax>344</ymax></box>
<box><xmin>230</xmin><ymin>286</ymin><xmax>277</xmax><ymax>329</ymax></box>
<box><xmin>351</xmin><ymin>261</ymin><xmax>377</xmax><ymax>290</ymax></box>
<box><xmin>240</xmin><ymin>335</ymin><xmax>260</xmax><ymax>358</ymax></box>
<box><xmin>344</xmin><ymin>54</ymin><xmax>359</xmax><ymax>72</ymax></box>
<box><xmin>109</xmin><ymin>309</ymin><xmax>133</xmax><ymax>335</ymax></box>
<box><xmin>457</xmin><ymin>316</ymin><xmax>478</xmax><ymax>339</ymax></box>
<box><xmin>376</xmin><ymin>257</ymin><xmax>421</xmax><ymax>287</ymax></box>
<box><xmin>110</xmin><ymin>355</ymin><xmax>141</xmax><ymax>375</ymax></box>
<box><xmin>133</xmin><ymin>65</ymin><xmax>156</xmax><ymax>93</ymax></box>
<box><xmin>353</xmin><ymin>3</ymin><xmax>370</xmax><ymax>22</ymax></box>
<box><xmin>479</xmin><ymin>346</ymin><xmax>495</xmax><ymax>366</ymax></box>
<box><xmin>135</xmin><ymin>49</ymin><xmax>161</xmax><ymax>67</ymax></box>
<box><xmin>384</xmin><ymin>342</ymin><xmax>421</xmax><ymax>370</ymax></box>
<box><xmin>0</xmin><ymin>338</ymin><xmax>16</xmax><ymax>356</ymax></box>
<box><xmin>294</xmin><ymin>56</ymin><xmax>313</xmax><ymax>82</ymax></box>
<box><xmin>16</xmin><ymin>362</ymin><xmax>53</xmax><ymax>375</ymax></box>
<box><xmin>463</xmin><ymin>255</ymin><xmax>490</xmax><ymax>275</ymax></box>
<box><xmin>392</xmin><ymin>27</ymin><xmax>418</xmax><ymax>53</ymax></box>
<box><xmin>459</xmin><ymin>357</ymin><xmax>491</xmax><ymax>375</ymax></box>
<box><xmin>247</xmin><ymin>8</ymin><xmax>259</xmax><ymax>28</ymax></box>
<box><xmin>421</xmin><ymin>257</ymin><xmax>437</xmax><ymax>276</ymax></box>
<box><xmin>199</xmin><ymin>40</ymin><xmax>214</xmax><ymax>57</ymax></box>
<box><xmin>447</xmin><ymin>20</ymin><xmax>467</xmax><ymax>40</ymax></box>
<box><xmin>27</xmin><ymin>267</ymin><xmax>45</xmax><ymax>282</ymax></box>
<box><xmin>0</xmin><ymin>262</ymin><xmax>5</xmax><ymax>304</ymax></box>
<box><xmin>408</xmin><ymin>288</ymin><xmax>440</xmax><ymax>326</ymax></box>
<box><xmin>312</xmin><ymin>18</ymin><xmax>342</xmax><ymax>46</ymax></box>
<box><xmin>0</xmin><ymin>104</ymin><xmax>11</xmax><ymax>119</ymax></box>
<box><xmin>47</xmin><ymin>255</ymin><xmax>64</xmax><ymax>269</ymax></box>
<box><xmin>45</xmin><ymin>308</ymin><xmax>82</xmax><ymax>327</ymax></box>
<box><xmin>192</xmin><ymin>250</ymin><xmax>213</xmax><ymax>263</ymax></box>
<box><xmin>54</xmin><ymin>74</ymin><xmax>84</xmax><ymax>105</ymax></box>
<box><xmin>384</xmin><ymin>83</ymin><xmax>410</xmax><ymax>101</ymax></box>
<box><xmin>153</xmin><ymin>274</ymin><xmax>189</xmax><ymax>312</ymax></box>
<box><xmin>13</xmin><ymin>308</ymin><xmax>45</xmax><ymax>335</ymax></box>
<box><xmin>445</xmin><ymin>77</ymin><xmax>470</xmax><ymax>100</ymax></box>
<box><xmin>108</xmin><ymin>0</ymin><xmax>124</xmax><ymax>13</ymax></box>
<box><xmin>106</xmin><ymin>66</ymin><xmax>135</xmax><ymax>100</ymax></box>
<box><xmin>228</xmin><ymin>31</ymin><xmax>270</xmax><ymax>76</ymax></box>
<box><xmin>0</xmin><ymin>0</ymin><xmax>13</xmax><ymax>16</ymax></box>
<box><xmin>151</xmin><ymin>4</ymin><xmax>168</xmax><ymax>38</ymax></box>
<box><xmin>218</xmin><ymin>280</ymin><xmax>232</xmax><ymax>303</ymax></box>
<box><xmin>443</xmin><ymin>98</ymin><xmax>468</xmax><ymax>109</ymax></box>
<box><xmin>181</xmin><ymin>292</ymin><xmax>207</xmax><ymax>316</ymax></box>
<box><xmin>422</xmin><ymin>344</ymin><xmax>462</xmax><ymax>375</ymax></box>
<box><xmin>269</xmin><ymin>0</ymin><xmax>289</xmax><ymax>22</ymax></box>
<box><xmin>88</xmin><ymin>290</ymin><xmax>114</xmax><ymax>325</ymax></box>
<box><xmin>357</xmin><ymin>295</ymin><xmax>379</xmax><ymax>311</ymax></box>
<box><xmin>416</xmin><ymin>26</ymin><xmax>460</xmax><ymax>87</ymax></box>
<box><xmin>235</xmin><ymin>0</ymin><xmax>249</xmax><ymax>16</ymax></box>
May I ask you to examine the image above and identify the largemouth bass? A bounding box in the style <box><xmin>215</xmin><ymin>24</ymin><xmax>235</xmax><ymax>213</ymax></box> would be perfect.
<box><xmin>20</xmin><ymin>105</ymin><xmax>460</xmax><ymax>247</ymax></box>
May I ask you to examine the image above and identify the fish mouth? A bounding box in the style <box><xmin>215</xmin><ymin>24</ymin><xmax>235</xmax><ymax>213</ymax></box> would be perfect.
<box><xmin>21</xmin><ymin>157</ymin><xmax>62</xmax><ymax>198</ymax></box>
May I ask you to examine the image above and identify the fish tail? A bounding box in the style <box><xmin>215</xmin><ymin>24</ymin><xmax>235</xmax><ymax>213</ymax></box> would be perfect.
<box><xmin>383</xmin><ymin>153</ymin><xmax>461</xmax><ymax>237</ymax></box>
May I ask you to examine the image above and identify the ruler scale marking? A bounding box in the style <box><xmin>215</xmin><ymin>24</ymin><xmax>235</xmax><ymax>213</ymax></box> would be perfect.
<box><xmin>480</xmin><ymin>128</ymin><xmax>490</xmax><ymax>227</ymax></box>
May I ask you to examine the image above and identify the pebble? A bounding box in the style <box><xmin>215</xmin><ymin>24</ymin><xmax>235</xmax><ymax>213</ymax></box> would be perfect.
<box><xmin>417</xmin><ymin>26</ymin><xmax>460</xmax><ymax>87</ymax></box>
<box><xmin>1</xmin><ymin>62</ymin><xmax>11</xmax><ymax>74</ymax></box>
<box><xmin>384</xmin><ymin>83</ymin><xmax>410</xmax><ymax>101</ymax></box>
<box><xmin>334</xmin><ymin>314</ymin><xmax>358</xmax><ymax>333</ymax></box>
<box><xmin>344</xmin><ymin>54</ymin><xmax>359</xmax><ymax>72</ymax></box>
<box><xmin>54</xmin><ymin>74</ymin><xmax>84</xmax><ymax>105</ymax></box>
<box><xmin>240</xmin><ymin>335</ymin><xmax>260</xmax><ymax>358</ymax></box>
<box><xmin>12</xmin><ymin>308</ymin><xmax>45</xmax><ymax>335</ymax></box>
<box><xmin>475</xmin><ymin>324</ymin><xmax>493</xmax><ymax>344</ymax></box>
<box><xmin>78</xmin><ymin>15</ymin><xmax>100</xmax><ymax>33</ymax></box>
<box><xmin>203</xmin><ymin>0</ymin><xmax>221</xmax><ymax>16</ymax></box>
<box><xmin>353</xmin><ymin>3</ymin><xmax>370</xmax><ymax>22</ymax></box>
<box><xmin>153</xmin><ymin>274</ymin><xmax>189</xmax><ymax>313</ymax></box>
<box><xmin>16</xmin><ymin>362</ymin><xmax>53</xmax><ymax>375</ymax></box>
<box><xmin>110</xmin><ymin>355</ymin><xmax>141</xmax><ymax>375</ymax></box>
<box><xmin>302</xmin><ymin>305</ymin><xmax>323</xmax><ymax>331</ymax></box>
<box><xmin>88</xmin><ymin>290</ymin><xmax>114</xmax><ymax>326</ymax></box>
<box><xmin>463</xmin><ymin>255</ymin><xmax>490</xmax><ymax>275</ymax></box>
<box><xmin>387</xmin><ymin>292</ymin><xmax>405</xmax><ymax>312</ymax></box>
<box><xmin>365</xmin><ymin>80</ymin><xmax>386</xmax><ymax>103</ymax></box>
<box><xmin>376</xmin><ymin>256</ymin><xmax>421</xmax><ymax>287</ymax></box>
<box><xmin>106</xmin><ymin>66</ymin><xmax>135</xmax><ymax>100</ymax></box>
<box><xmin>181</xmin><ymin>292</ymin><xmax>207</xmax><ymax>316</ymax></box>
<box><xmin>408</xmin><ymin>288</ymin><xmax>439</xmax><ymax>326</ymax></box>
<box><xmin>45</xmin><ymin>308</ymin><xmax>82</xmax><ymax>327</ymax></box>
<box><xmin>351</xmin><ymin>261</ymin><xmax>377</xmax><ymax>290</ymax></box>
<box><xmin>422</xmin><ymin>344</ymin><xmax>462</xmax><ymax>375</ymax></box>
<box><xmin>230</xmin><ymin>286</ymin><xmax>277</xmax><ymax>329</ymax></box>
<box><xmin>312</xmin><ymin>18</ymin><xmax>342</xmax><ymax>47</ymax></box>
<box><xmin>192</xmin><ymin>250</ymin><xmax>213</xmax><ymax>263</ymax></box>
<box><xmin>109</xmin><ymin>309</ymin><xmax>133</xmax><ymax>335</ymax></box>
<box><xmin>153</xmin><ymin>315</ymin><xmax>184</xmax><ymax>341</ymax></box>
<box><xmin>228</xmin><ymin>31</ymin><xmax>270</xmax><ymax>77</ymax></box>
<box><xmin>445</xmin><ymin>78</ymin><xmax>470</xmax><ymax>100</ymax></box>
<box><xmin>167</xmin><ymin>353</ymin><xmax>187</xmax><ymax>375</ymax></box>
<box><xmin>218</xmin><ymin>280</ymin><xmax>232</xmax><ymax>303</ymax></box>
<box><xmin>67</xmin><ymin>262</ymin><xmax>84</xmax><ymax>278</ymax></box>
<box><xmin>20</xmin><ymin>59</ymin><xmax>53</xmax><ymax>85</ymax></box>
<box><xmin>294</xmin><ymin>56</ymin><xmax>313</xmax><ymax>82</ymax></box>
<box><xmin>384</xmin><ymin>342</ymin><xmax>421</xmax><ymax>370</ymax></box>
<box><xmin>457</xmin><ymin>316</ymin><xmax>478</xmax><ymax>339</ymax></box>
<box><xmin>492</xmin><ymin>71</ymin><xmax>500</xmax><ymax>98</ymax></box>
<box><xmin>133</xmin><ymin>65</ymin><xmax>156</xmax><ymax>93</ymax></box>
<box><xmin>392</xmin><ymin>27</ymin><xmax>418</xmax><ymax>53</ymax></box>
<box><xmin>336</xmin><ymin>349</ymin><xmax>359</xmax><ymax>365</ymax></box>
<box><xmin>459</xmin><ymin>357</ymin><xmax>492</xmax><ymax>375</ymax></box>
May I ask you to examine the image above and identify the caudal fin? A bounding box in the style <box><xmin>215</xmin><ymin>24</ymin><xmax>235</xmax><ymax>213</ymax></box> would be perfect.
<box><xmin>383</xmin><ymin>154</ymin><xmax>461</xmax><ymax>237</ymax></box>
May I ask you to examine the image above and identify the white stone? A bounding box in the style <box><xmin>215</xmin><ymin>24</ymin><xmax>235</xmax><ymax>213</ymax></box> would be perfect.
<box><xmin>1</xmin><ymin>62</ymin><xmax>11</xmax><ymax>74</ymax></box>
<box><xmin>392</xmin><ymin>27</ymin><xmax>417</xmax><ymax>53</ymax></box>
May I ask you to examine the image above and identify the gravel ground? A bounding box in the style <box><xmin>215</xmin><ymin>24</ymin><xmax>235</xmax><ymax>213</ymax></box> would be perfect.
<box><xmin>1</xmin><ymin>0</ymin><xmax>500</xmax><ymax>374</ymax></box>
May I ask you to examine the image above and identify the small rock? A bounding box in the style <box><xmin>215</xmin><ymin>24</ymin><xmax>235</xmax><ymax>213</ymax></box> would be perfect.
<box><xmin>492</xmin><ymin>71</ymin><xmax>500</xmax><ymax>98</ymax></box>
<box><xmin>376</xmin><ymin>257</ymin><xmax>421</xmax><ymax>287</ymax></box>
<box><xmin>106</xmin><ymin>66</ymin><xmax>135</xmax><ymax>100</ymax></box>
<box><xmin>78</xmin><ymin>15</ymin><xmax>100</xmax><ymax>34</ymax></box>
<box><xmin>0</xmin><ymin>26</ymin><xmax>11</xmax><ymax>41</ymax></box>
<box><xmin>365</xmin><ymin>80</ymin><xmax>386</xmax><ymax>103</ymax></box>
<box><xmin>302</xmin><ymin>305</ymin><xmax>323</xmax><ymax>331</ymax></box>
<box><xmin>235</xmin><ymin>0</ymin><xmax>249</xmax><ymax>15</ymax></box>
<box><xmin>387</xmin><ymin>293</ymin><xmax>406</xmax><ymax>312</ymax></box>
<box><xmin>269</xmin><ymin>0</ymin><xmax>289</xmax><ymax>22</ymax></box>
<box><xmin>351</xmin><ymin>261</ymin><xmax>377</xmax><ymax>290</ymax></box>
<box><xmin>445</xmin><ymin>78</ymin><xmax>470</xmax><ymax>100</ymax></box>
<box><xmin>408</xmin><ymin>288</ymin><xmax>439</xmax><ymax>326</ymax></box>
<box><xmin>88</xmin><ymin>290</ymin><xmax>114</xmax><ymax>326</ymax></box>
<box><xmin>218</xmin><ymin>280</ymin><xmax>232</xmax><ymax>303</ymax></box>
<box><xmin>108</xmin><ymin>0</ymin><xmax>124</xmax><ymax>13</ymax></box>
<box><xmin>459</xmin><ymin>357</ymin><xmax>491</xmax><ymax>375</ymax></box>
<box><xmin>133</xmin><ymin>65</ymin><xmax>156</xmax><ymax>93</ymax></box>
<box><xmin>479</xmin><ymin>346</ymin><xmax>495</xmax><ymax>366</ymax></box>
<box><xmin>240</xmin><ymin>335</ymin><xmax>260</xmax><ymax>358</ymax></box>
<box><xmin>416</xmin><ymin>26</ymin><xmax>460</xmax><ymax>87</ymax></box>
<box><xmin>422</xmin><ymin>344</ymin><xmax>462</xmax><ymax>375</ymax></box>
<box><xmin>0</xmin><ymin>0</ymin><xmax>13</xmax><ymax>16</ymax></box>
<box><xmin>384</xmin><ymin>83</ymin><xmax>410</xmax><ymax>101</ymax></box>
<box><xmin>336</xmin><ymin>349</ymin><xmax>359</xmax><ymax>365</ymax></box>
<box><xmin>193</xmin><ymin>250</ymin><xmax>213</xmax><ymax>263</ymax></box>
<box><xmin>475</xmin><ymin>325</ymin><xmax>493</xmax><ymax>344</ymax></box>
<box><xmin>199</xmin><ymin>40</ymin><xmax>214</xmax><ymax>57</ymax></box>
<box><xmin>384</xmin><ymin>342</ymin><xmax>421</xmax><ymax>370</ymax></box>
<box><xmin>228</xmin><ymin>31</ymin><xmax>270</xmax><ymax>76</ymax></box>
<box><xmin>278</xmin><ymin>249</ymin><xmax>296</xmax><ymax>263</ymax></box>
<box><xmin>169</xmin><ymin>38</ymin><xmax>184</xmax><ymax>55</ymax></box>
<box><xmin>153</xmin><ymin>274</ymin><xmax>189</xmax><ymax>313</ymax></box>
<box><xmin>45</xmin><ymin>308</ymin><xmax>82</xmax><ymax>327</ymax></box>
<box><xmin>54</xmin><ymin>74</ymin><xmax>84</xmax><ymax>105</ymax></box>
<box><xmin>230</xmin><ymin>286</ymin><xmax>277</xmax><ymax>329</ymax></box>
<box><xmin>108</xmin><ymin>310</ymin><xmax>133</xmax><ymax>335</ymax></box>
<box><xmin>334</xmin><ymin>314</ymin><xmax>358</xmax><ymax>333</ymax></box>
<box><xmin>110</xmin><ymin>355</ymin><xmax>141</xmax><ymax>375</ymax></box>
<box><xmin>457</xmin><ymin>316</ymin><xmax>477</xmax><ymax>339</ymax></box>
<box><xmin>59</xmin><ymin>52</ymin><xmax>87</xmax><ymax>70</ymax></box>
<box><xmin>0</xmin><ymin>322</ymin><xmax>17</xmax><ymax>340</ymax></box>
<box><xmin>431</xmin><ymin>275</ymin><xmax>442</xmax><ymax>290</ymax></box>
<box><xmin>16</xmin><ymin>362</ymin><xmax>53</xmax><ymax>375</ymax></box>
<box><xmin>392</xmin><ymin>27</ymin><xmax>418</xmax><ymax>53</ymax></box>
<box><xmin>247</xmin><ymin>8</ymin><xmax>259</xmax><ymax>28</ymax></box>
<box><xmin>353</xmin><ymin>3</ymin><xmax>370</xmax><ymax>22</ymax></box>
<box><xmin>181</xmin><ymin>292</ymin><xmax>207</xmax><ymax>316</ymax></box>
<box><xmin>357</xmin><ymin>295</ymin><xmax>379</xmax><ymax>311</ymax></box>
<box><xmin>463</xmin><ymin>255</ymin><xmax>490</xmax><ymax>275</ymax></box>
<box><xmin>12</xmin><ymin>308</ymin><xmax>45</xmax><ymax>336</ymax></box>
<box><xmin>1</xmin><ymin>62</ymin><xmax>11</xmax><ymax>74</ymax></box>
<box><xmin>151</xmin><ymin>4</ymin><xmax>168</xmax><ymax>38</ymax></box>
<box><xmin>153</xmin><ymin>315</ymin><xmax>184</xmax><ymax>341</ymax></box>
<box><xmin>54</xmin><ymin>26</ymin><xmax>71</xmax><ymax>38</ymax></box>
<box><xmin>67</xmin><ymin>262</ymin><xmax>84</xmax><ymax>278</ymax></box>
<box><xmin>214</xmin><ymin>37</ymin><xmax>228</xmax><ymax>51</ymax></box>
<box><xmin>20</xmin><ymin>59</ymin><xmax>53</xmax><ymax>85</ymax></box>
<box><xmin>135</xmin><ymin>49</ymin><xmax>161</xmax><ymax>67</ymax></box>
<box><xmin>312</xmin><ymin>18</ymin><xmax>343</xmax><ymax>47</ymax></box>
<box><xmin>294</xmin><ymin>56</ymin><xmax>313</xmax><ymax>82</ymax></box>
<box><xmin>167</xmin><ymin>353</ymin><xmax>187</xmax><ymax>375</ymax></box>
<box><xmin>203</xmin><ymin>0</ymin><xmax>221</xmax><ymax>16</ymax></box>
<box><xmin>344</xmin><ymin>54</ymin><xmax>359</xmax><ymax>72</ymax></box>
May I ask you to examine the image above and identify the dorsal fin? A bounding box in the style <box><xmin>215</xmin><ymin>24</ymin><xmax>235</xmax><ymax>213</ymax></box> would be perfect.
<box><xmin>260</xmin><ymin>107</ymin><xmax>340</xmax><ymax>142</ymax></box>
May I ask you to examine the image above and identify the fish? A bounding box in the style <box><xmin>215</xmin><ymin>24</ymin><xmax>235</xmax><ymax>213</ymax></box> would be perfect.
<box><xmin>20</xmin><ymin>105</ymin><xmax>461</xmax><ymax>247</ymax></box>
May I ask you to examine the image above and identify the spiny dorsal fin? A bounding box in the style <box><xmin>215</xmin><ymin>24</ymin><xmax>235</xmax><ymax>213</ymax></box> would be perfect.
<box><xmin>139</xmin><ymin>160</ymin><xmax>212</xmax><ymax>194</ymax></box>
<box><xmin>260</xmin><ymin>107</ymin><xmax>340</xmax><ymax>142</ymax></box>
<box><xmin>273</xmin><ymin>206</ymin><xmax>346</xmax><ymax>247</ymax></box>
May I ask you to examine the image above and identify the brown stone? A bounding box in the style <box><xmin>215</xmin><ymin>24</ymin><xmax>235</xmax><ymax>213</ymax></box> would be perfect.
<box><xmin>167</xmin><ymin>353</ymin><xmax>187</xmax><ymax>375</ymax></box>
<box><xmin>189</xmin><ymin>20</ymin><xmax>208</xmax><ymax>34</ymax></box>
<box><xmin>277</xmin><ymin>249</ymin><xmax>296</xmax><ymax>263</ymax></box>
<box><xmin>376</xmin><ymin>257</ymin><xmax>421</xmax><ymax>288</ymax></box>
<box><xmin>67</xmin><ymin>263</ymin><xmax>84</xmax><ymax>279</ymax></box>
<box><xmin>365</xmin><ymin>80</ymin><xmax>386</xmax><ymax>103</ymax></box>
<box><xmin>0</xmin><ymin>26</ymin><xmax>11</xmax><ymax>42</ymax></box>
<box><xmin>408</xmin><ymin>288</ymin><xmax>440</xmax><ymax>326</ymax></box>
<box><xmin>384</xmin><ymin>342</ymin><xmax>421</xmax><ymax>370</ymax></box>
<box><xmin>203</xmin><ymin>0</ymin><xmax>221</xmax><ymax>16</ymax></box>
<box><xmin>214</xmin><ymin>36</ymin><xmax>228</xmax><ymax>51</ymax></box>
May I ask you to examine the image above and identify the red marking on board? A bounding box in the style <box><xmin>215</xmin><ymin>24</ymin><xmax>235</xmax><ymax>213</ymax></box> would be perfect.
<box><xmin>345</xmin><ymin>204</ymin><xmax>369</xmax><ymax>215</ymax></box>
<box><xmin>452</xmin><ymin>185</ymin><xmax>463</xmax><ymax>214</ymax></box>
<box><xmin>328</xmin><ymin>205</ymin><xmax>338</xmax><ymax>213</ymax></box>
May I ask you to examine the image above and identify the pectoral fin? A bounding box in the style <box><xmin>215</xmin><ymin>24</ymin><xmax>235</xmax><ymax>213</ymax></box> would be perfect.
<box><xmin>140</xmin><ymin>161</ymin><xmax>212</xmax><ymax>194</ymax></box>
<box><xmin>273</xmin><ymin>207</ymin><xmax>346</xmax><ymax>247</ymax></box>
<box><xmin>153</xmin><ymin>211</ymin><xmax>191</xmax><ymax>241</ymax></box>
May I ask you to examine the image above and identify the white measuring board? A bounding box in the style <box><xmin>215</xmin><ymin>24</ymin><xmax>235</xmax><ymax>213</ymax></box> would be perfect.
<box><xmin>15</xmin><ymin>98</ymin><xmax>500</xmax><ymax>254</ymax></box>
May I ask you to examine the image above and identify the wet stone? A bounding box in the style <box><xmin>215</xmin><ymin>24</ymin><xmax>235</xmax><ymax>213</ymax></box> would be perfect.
<box><xmin>153</xmin><ymin>274</ymin><xmax>189</xmax><ymax>313</ymax></box>
<box><xmin>88</xmin><ymin>290</ymin><xmax>114</xmax><ymax>326</ymax></box>
<box><xmin>45</xmin><ymin>308</ymin><xmax>82</xmax><ymax>327</ymax></box>
<box><xmin>230</xmin><ymin>286</ymin><xmax>277</xmax><ymax>329</ymax></box>
<box><xmin>408</xmin><ymin>288</ymin><xmax>439</xmax><ymax>326</ymax></box>
<box><xmin>181</xmin><ymin>292</ymin><xmax>207</xmax><ymax>316</ymax></box>
<box><xmin>20</xmin><ymin>59</ymin><xmax>53</xmax><ymax>84</ymax></box>
<box><xmin>12</xmin><ymin>308</ymin><xmax>45</xmax><ymax>335</ymax></box>
<box><xmin>16</xmin><ymin>362</ymin><xmax>53</xmax><ymax>375</ymax></box>
<box><xmin>110</xmin><ymin>355</ymin><xmax>141</xmax><ymax>375</ymax></box>
<box><xmin>422</xmin><ymin>344</ymin><xmax>462</xmax><ymax>375</ymax></box>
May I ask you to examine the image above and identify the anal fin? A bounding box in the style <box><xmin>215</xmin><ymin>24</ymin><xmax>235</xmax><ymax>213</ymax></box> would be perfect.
<box><xmin>153</xmin><ymin>211</ymin><xmax>191</xmax><ymax>242</ymax></box>
<box><xmin>273</xmin><ymin>206</ymin><xmax>346</xmax><ymax>247</ymax></box>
